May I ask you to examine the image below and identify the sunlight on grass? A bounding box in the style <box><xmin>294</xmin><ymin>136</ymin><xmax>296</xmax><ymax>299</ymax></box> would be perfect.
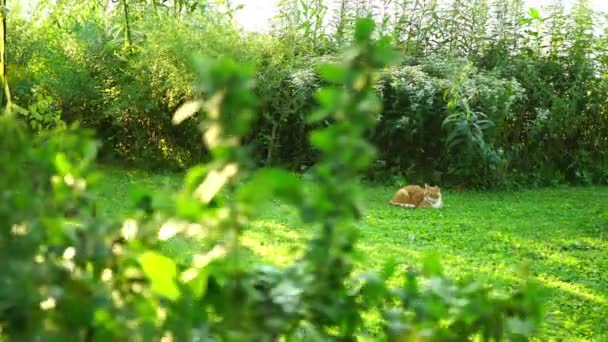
<box><xmin>241</xmin><ymin>220</ymin><xmax>309</xmax><ymax>266</ymax></box>
<box><xmin>96</xmin><ymin>170</ymin><xmax>608</xmax><ymax>339</ymax></box>
<box><xmin>538</xmin><ymin>275</ymin><xmax>608</xmax><ymax>305</ymax></box>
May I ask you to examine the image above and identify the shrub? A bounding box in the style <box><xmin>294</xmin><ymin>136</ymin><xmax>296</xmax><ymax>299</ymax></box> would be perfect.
<box><xmin>373</xmin><ymin>57</ymin><xmax>524</xmax><ymax>187</ymax></box>
<box><xmin>8</xmin><ymin>1</ymin><xmax>607</xmax><ymax>188</ymax></box>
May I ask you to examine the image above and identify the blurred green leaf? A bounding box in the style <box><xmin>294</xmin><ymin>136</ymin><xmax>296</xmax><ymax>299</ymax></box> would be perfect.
<box><xmin>354</xmin><ymin>18</ymin><xmax>375</xmax><ymax>43</ymax></box>
<box><xmin>310</xmin><ymin>128</ymin><xmax>335</xmax><ymax>152</ymax></box>
<box><xmin>373</xmin><ymin>37</ymin><xmax>398</xmax><ymax>66</ymax></box>
<box><xmin>307</xmin><ymin>108</ymin><xmax>331</xmax><ymax>123</ymax></box>
<box><xmin>54</xmin><ymin>153</ymin><xmax>72</xmax><ymax>174</ymax></box>
<box><xmin>317</xmin><ymin>64</ymin><xmax>348</xmax><ymax>83</ymax></box>
<box><xmin>422</xmin><ymin>253</ymin><xmax>443</xmax><ymax>277</ymax></box>
<box><xmin>183</xmin><ymin>165</ymin><xmax>207</xmax><ymax>193</ymax></box>
<box><xmin>186</xmin><ymin>268</ymin><xmax>208</xmax><ymax>299</ymax></box>
<box><xmin>138</xmin><ymin>252</ymin><xmax>181</xmax><ymax>301</ymax></box>
<box><xmin>529</xmin><ymin>7</ymin><xmax>541</xmax><ymax>19</ymax></box>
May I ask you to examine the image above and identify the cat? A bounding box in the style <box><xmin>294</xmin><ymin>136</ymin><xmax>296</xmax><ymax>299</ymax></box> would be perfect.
<box><xmin>389</xmin><ymin>184</ymin><xmax>443</xmax><ymax>209</ymax></box>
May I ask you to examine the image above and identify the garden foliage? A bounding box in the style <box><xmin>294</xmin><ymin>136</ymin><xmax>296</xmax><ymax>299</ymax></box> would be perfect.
<box><xmin>8</xmin><ymin>0</ymin><xmax>608</xmax><ymax>187</ymax></box>
<box><xmin>0</xmin><ymin>19</ymin><xmax>543</xmax><ymax>340</ymax></box>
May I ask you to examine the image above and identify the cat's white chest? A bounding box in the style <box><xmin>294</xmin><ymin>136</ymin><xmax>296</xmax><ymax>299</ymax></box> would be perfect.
<box><xmin>432</xmin><ymin>199</ymin><xmax>443</xmax><ymax>208</ymax></box>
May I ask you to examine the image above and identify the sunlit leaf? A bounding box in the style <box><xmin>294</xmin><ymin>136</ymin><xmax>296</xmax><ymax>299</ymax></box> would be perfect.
<box><xmin>529</xmin><ymin>8</ymin><xmax>541</xmax><ymax>19</ymax></box>
<box><xmin>181</xmin><ymin>267</ymin><xmax>208</xmax><ymax>299</ymax></box>
<box><xmin>173</xmin><ymin>100</ymin><xmax>203</xmax><ymax>124</ymax></box>
<box><xmin>82</xmin><ymin>141</ymin><xmax>98</xmax><ymax>161</ymax></box>
<box><xmin>193</xmin><ymin>163</ymin><xmax>238</xmax><ymax>204</ymax></box>
<box><xmin>54</xmin><ymin>153</ymin><xmax>72</xmax><ymax>174</ymax></box>
<box><xmin>184</xmin><ymin>165</ymin><xmax>207</xmax><ymax>193</ymax></box>
<box><xmin>138</xmin><ymin>252</ymin><xmax>180</xmax><ymax>301</ymax></box>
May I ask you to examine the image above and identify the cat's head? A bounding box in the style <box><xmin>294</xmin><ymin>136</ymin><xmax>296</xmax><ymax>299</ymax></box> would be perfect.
<box><xmin>424</xmin><ymin>184</ymin><xmax>443</xmax><ymax>208</ymax></box>
<box><xmin>424</xmin><ymin>184</ymin><xmax>441</xmax><ymax>198</ymax></box>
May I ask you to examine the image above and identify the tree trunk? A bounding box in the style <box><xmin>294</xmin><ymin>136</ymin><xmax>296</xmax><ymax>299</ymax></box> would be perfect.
<box><xmin>122</xmin><ymin>0</ymin><xmax>132</xmax><ymax>51</ymax></box>
<box><xmin>1</xmin><ymin>0</ymin><xmax>7</xmax><ymax>109</ymax></box>
<box><xmin>265</xmin><ymin>120</ymin><xmax>281</xmax><ymax>167</ymax></box>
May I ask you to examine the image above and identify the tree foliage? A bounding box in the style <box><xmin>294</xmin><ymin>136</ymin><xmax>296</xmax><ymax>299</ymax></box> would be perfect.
<box><xmin>8</xmin><ymin>0</ymin><xmax>608</xmax><ymax>187</ymax></box>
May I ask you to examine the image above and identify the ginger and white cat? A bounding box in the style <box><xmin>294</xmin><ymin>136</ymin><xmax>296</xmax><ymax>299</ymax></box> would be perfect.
<box><xmin>389</xmin><ymin>184</ymin><xmax>443</xmax><ymax>209</ymax></box>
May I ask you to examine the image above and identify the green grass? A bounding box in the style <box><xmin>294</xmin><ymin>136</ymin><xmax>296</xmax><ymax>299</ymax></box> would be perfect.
<box><xmin>96</xmin><ymin>167</ymin><xmax>608</xmax><ymax>340</ymax></box>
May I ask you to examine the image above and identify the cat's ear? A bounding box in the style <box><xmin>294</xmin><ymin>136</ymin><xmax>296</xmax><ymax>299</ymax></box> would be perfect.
<box><xmin>424</xmin><ymin>183</ymin><xmax>429</xmax><ymax>189</ymax></box>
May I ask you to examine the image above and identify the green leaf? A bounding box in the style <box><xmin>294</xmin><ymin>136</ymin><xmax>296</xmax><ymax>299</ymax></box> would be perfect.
<box><xmin>314</xmin><ymin>88</ymin><xmax>342</xmax><ymax>113</ymax></box>
<box><xmin>317</xmin><ymin>64</ymin><xmax>348</xmax><ymax>83</ymax></box>
<box><xmin>82</xmin><ymin>141</ymin><xmax>98</xmax><ymax>162</ymax></box>
<box><xmin>380</xmin><ymin>257</ymin><xmax>398</xmax><ymax>281</ymax></box>
<box><xmin>184</xmin><ymin>165</ymin><xmax>207</xmax><ymax>193</ymax></box>
<box><xmin>310</xmin><ymin>128</ymin><xmax>336</xmax><ymax>152</ymax></box>
<box><xmin>529</xmin><ymin>8</ymin><xmax>540</xmax><ymax>19</ymax></box>
<box><xmin>373</xmin><ymin>37</ymin><xmax>398</xmax><ymax>66</ymax></box>
<box><xmin>138</xmin><ymin>252</ymin><xmax>181</xmax><ymax>301</ymax></box>
<box><xmin>186</xmin><ymin>268</ymin><xmax>208</xmax><ymax>299</ymax></box>
<box><xmin>354</xmin><ymin>17</ymin><xmax>375</xmax><ymax>43</ymax></box>
<box><xmin>307</xmin><ymin>109</ymin><xmax>331</xmax><ymax>123</ymax></box>
<box><xmin>54</xmin><ymin>153</ymin><xmax>72</xmax><ymax>174</ymax></box>
<box><xmin>176</xmin><ymin>194</ymin><xmax>204</xmax><ymax>220</ymax></box>
<box><xmin>422</xmin><ymin>252</ymin><xmax>443</xmax><ymax>277</ymax></box>
<box><xmin>128</xmin><ymin>185</ymin><xmax>150</xmax><ymax>203</ymax></box>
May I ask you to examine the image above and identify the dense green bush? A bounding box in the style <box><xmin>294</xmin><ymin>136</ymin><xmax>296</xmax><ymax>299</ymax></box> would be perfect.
<box><xmin>7</xmin><ymin>0</ymin><xmax>608</xmax><ymax>187</ymax></box>
<box><xmin>372</xmin><ymin>58</ymin><xmax>524</xmax><ymax>187</ymax></box>
<box><xmin>1</xmin><ymin>19</ymin><xmax>543</xmax><ymax>340</ymax></box>
<box><xmin>250</xmin><ymin>58</ymin><xmax>322</xmax><ymax>169</ymax></box>
<box><xmin>492</xmin><ymin>57</ymin><xmax>608</xmax><ymax>186</ymax></box>
<box><xmin>9</xmin><ymin>3</ymin><xmax>294</xmax><ymax>169</ymax></box>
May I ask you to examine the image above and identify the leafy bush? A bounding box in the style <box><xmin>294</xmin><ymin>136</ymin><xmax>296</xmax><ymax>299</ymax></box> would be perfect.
<box><xmin>0</xmin><ymin>19</ymin><xmax>542</xmax><ymax>340</ymax></box>
<box><xmin>372</xmin><ymin>58</ymin><xmax>524</xmax><ymax>187</ymax></box>
<box><xmin>8</xmin><ymin>0</ymin><xmax>608</xmax><ymax>187</ymax></box>
<box><xmin>252</xmin><ymin>59</ymin><xmax>321</xmax><ymax>169</ymax></box>
<box><xmin>494</xmin><ymin>57</ymin><xmax>608</xmax><ymax>186</ymax></box>
<box><xmin>9</xmin><ymin>3</ymin><xmax>289</xmax><ymax>169</ymax></box>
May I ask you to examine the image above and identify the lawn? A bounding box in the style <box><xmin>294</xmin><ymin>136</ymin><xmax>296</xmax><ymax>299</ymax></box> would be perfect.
<box><xmin>96</xmin><ymin>167</ymin><xmax>608</xmax><ymax>340</ymax></box>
